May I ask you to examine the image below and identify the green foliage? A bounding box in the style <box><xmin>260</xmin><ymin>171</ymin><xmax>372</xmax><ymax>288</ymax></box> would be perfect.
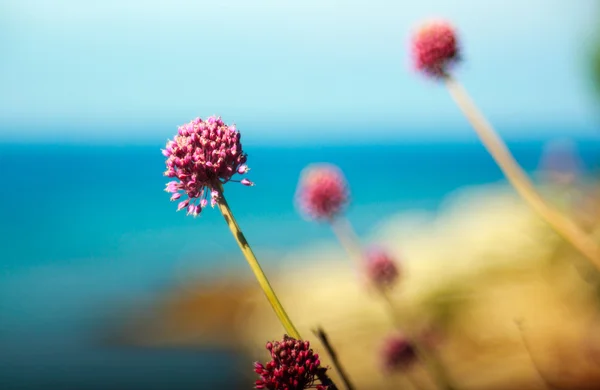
<box><xmin>592</xmin><ymin>41</ymin><xmax>600</xmax><ymax>96</ymax></box>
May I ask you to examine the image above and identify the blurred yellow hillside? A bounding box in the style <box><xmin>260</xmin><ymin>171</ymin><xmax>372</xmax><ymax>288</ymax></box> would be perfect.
<box><xmin>119</xmin><ymin>182</ymin><xmax>600</xmax><ymax>390</ymax></box>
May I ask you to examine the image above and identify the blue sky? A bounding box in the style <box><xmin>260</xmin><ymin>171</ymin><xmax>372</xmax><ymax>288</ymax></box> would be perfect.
<box><xmin>0</xmin><ymin>0</ymin><xmax>599</xmax><ymax>144</ymax></box>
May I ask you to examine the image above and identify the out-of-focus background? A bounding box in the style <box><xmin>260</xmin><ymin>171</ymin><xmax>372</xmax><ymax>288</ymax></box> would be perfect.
<box><xmin>1</xmin><ymin>1</ymin><xmax>600</xmax><ymax>389</ymax></box>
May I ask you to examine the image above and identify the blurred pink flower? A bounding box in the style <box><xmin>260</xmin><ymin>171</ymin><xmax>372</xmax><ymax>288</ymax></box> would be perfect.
<box><xmin>411</xmin><ymin>19</ymin><xmax>460</xmax><ymax>78</ymax></box>
<box><xmin>364</xmin><ymin>247</ymin><xmax>400</xmax><ymax>290</ymax></box>
<box><xmin>380</xmin><ymin>333</ymin><xmax>418</xmax><ymax>372</ymax></box>
<box><xmin>162</xmin><ymin>116</ymin><xmax>251</xmax><ymax>217</ymax></box>
<box><xmin>254</xmin><ymin>335</ymin><xmax>333</xmax><ymax>390</ymax></box>
<box><xmin>296</xmin><ymin>164</ymin><xmax>349</xmax><ymax>221</ymax></box>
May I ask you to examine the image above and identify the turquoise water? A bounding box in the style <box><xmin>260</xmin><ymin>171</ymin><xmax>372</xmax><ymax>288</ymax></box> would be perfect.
<box><xmin>0</xmin><ymin>141</ymin><xmax>598</xmax><ymax>389</ymax></box>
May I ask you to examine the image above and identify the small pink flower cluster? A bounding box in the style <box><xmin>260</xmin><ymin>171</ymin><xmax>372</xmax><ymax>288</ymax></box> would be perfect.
<box><xmin>254</xmin><ymin>335</ymin><xmax>332</xmax><ymax>390</ymax></box>
<box><xmin>411</xmin><ymin>20</ymin><xmax>459</xmax><ymax>78</ymax></box>
<box><xmin>296</xmin><ymin>164</ymin><xmax>349</xmax><ymax>221</ymax></box>
<box><xmin>162</xmin><ymin>116</ymin><xmax>253</xmax><ymax>217</ymax></box>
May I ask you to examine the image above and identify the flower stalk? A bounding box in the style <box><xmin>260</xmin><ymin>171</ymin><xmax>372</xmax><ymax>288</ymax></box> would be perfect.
<box><xmin>515</xmin><ymin>319</ymin><xmax>555</xmax><ymax>389</ymax></box>
<box><xmin>330</xmin><ymin>217</ymin><xmax>364</xmax><ymax>266</ymax></box>
<box><xmin>312</xmin><ymin>327</ymin><xmax>356</xmax><ymax>390</ymax></box>
<box><xmin>331</xmin><ymin>217</ymin><xmax>455</xmax><ymax>390</ymax></box>
<box><xmin>216</xmin><ymin>184</ymin><xmax>301</xmax><ymax>340</ymax></box>
<box><xmin>380</xmin><ymin>287</ymin><xmax>456</xmax><ymax>390</ymax></box>
<box><xmin>444</xmin><ymin>75</ymin><xmax>600</xmax><ymax>271</ymax></box>
<box><xmin>162</xmin><ymin>116</ymin><xmax>301</xmax><ymax>340</ymax></box>
<box><xmin>410</xmin><ymin>19</ymin><xmax>600</xmax><ymax>271</ymax></box>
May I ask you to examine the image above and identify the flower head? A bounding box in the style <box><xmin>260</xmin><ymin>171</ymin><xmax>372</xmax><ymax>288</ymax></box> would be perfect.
<box><xmin>296</xmin><ymin>164</ymin><xmax>349</xmax><ymax>221</ymax></box>
<box><xmin>364</xmin><ymin>247</ymin><xmax>400</xmax><ymax>290</ymax></box>
<box><xmin>254</xmin><ymin>335</ymin><xmax>332</xmax><ymax>390</ymax></box>
<box><xmin>380</xmin><ymin>333</ymin><xmax>418</xmax><ymax>372</ymax></box>
<box><xmin>411</xmin><ymin>19</ymin><xmax>460</xmax><ymax>78</ymax></box>
<box><xmin>162</xmin><ymin>116</ymin><xmax>251</xmax><ymax>216</ymax></box>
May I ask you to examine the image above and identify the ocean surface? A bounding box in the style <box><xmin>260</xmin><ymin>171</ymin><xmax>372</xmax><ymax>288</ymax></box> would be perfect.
<box><xmin>1</xmin><ymin>140</ymin><xmax>599</xmax><ymax>389</ymax></box>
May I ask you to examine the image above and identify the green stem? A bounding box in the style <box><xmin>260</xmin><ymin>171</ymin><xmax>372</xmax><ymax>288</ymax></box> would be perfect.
<box><xmin>215</xmin><ymin>185</ymin><xmax>301</xmax><ymax>339</ymax></box>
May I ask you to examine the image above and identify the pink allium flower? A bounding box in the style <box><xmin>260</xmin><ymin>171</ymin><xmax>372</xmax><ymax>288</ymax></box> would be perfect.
<box><xmin>411</xmin><ymin>19</ymin><xmax>460</xmax><ymax>78</ymax></box>
<box><xmin>364</xmin><ymin>247</ymin><xmax>400</xmax><ymax>290</ymax></box>
<box><xmin>380</xmin><ymin>333</ymin><xmax>418</xmax><ymax>372</ymax></box>
<box><xmin>296</xmin><ymin>164</ymin><xmax>349</xmax><ymax>221</ymax></box>
<box><xmin>162</xmin><ymin>116</ymin><xmax>253</xmax><ymax>217</ymax></box>
<box><xmin>254</xmin><ymin>335</ymin><xmax>333</xmax><ymax>390</ymax></box>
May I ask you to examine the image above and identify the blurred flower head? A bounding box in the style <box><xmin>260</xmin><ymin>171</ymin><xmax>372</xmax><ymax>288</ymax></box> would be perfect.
<box><xmin>162</xmin><ymin>116</ymin><xmax>253</xmax><ymax>217</ymax></box>
<box><xmin>380</xmin><ymin>333</ymin><xmax>418</xmax><ymax>372</ymax></box>
<box><xmin>538</xmin><ymin>139</ymin><xmax>584</xmax><ymax>185</ymax></box>
<box><xmin>296</xmin><ymin>164</ymin><xmax>349</xmax><ymax>222</ymax></box>
<box><xmin>254</xmin><ymin>335</ymin><xmax>332</xmax><ymax>390</ymax></box>
<box><xmin>411</xmin><ymin>19</ymin><xmax>460</xmax><ymax>78</ymax></box>
<box><xmin>364</xmin><ymin>247</ymin><xmax>400</xmax><ymax>290</ymax></box>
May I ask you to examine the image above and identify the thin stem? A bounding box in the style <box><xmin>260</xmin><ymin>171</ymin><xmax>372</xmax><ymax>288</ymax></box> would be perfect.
<box><xmin>215</xmin><ymin>185</ymin><xmax>301</xmax><ymax>339</ymax></box>
<box><xmin>382</xmin><ymin>290</ymin><xmax>456</xmax><ymax>390</ymax></box>
<box><xmin>312</xmin><ymin>327</ymin><xmax>356</xmax><ymax>390</ymax></box>
<box><xmin>444</xmin><ymin>75</ymin><xmax>600</xmax><ymax>271</ymax></box>
<box><xmin>330</xmin><ymin>216</ymin><xmax>364</xmax><ymax>265</ymax></box>
<box><xmin>331</xmin><ymin>217</ymin><xmax>455</xmax><ymax>389</ymax></box>
<box><xmin>514</xmin><ymin>319</ymin><xmax>560</xmax><ymax>390</ymax></box>
<box><xmin>405</xmin><ymin>370</ymin><xmax>426</xmax><ymax>390</ymax></box>
<box><xmin>315</xmin><ymin>367</ymin><xmax>340</xmax><ymax>390</ymax></box>
<box><xmin>414</xmin><ymin>344</ymin><xmax>455</xmax><ymax>390</ymax></box>
<box><xmin>380</xmin><ymin>289</ymin><xmax>403</xmax><ymax>328</ymax></box>
<box><xmin>413</xmin><ymin>363</ymin><xmax>445</xmax><ymax>390</ymax></box>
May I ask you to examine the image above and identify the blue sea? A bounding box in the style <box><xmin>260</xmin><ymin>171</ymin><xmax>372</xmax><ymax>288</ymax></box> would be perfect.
<box><xmin>1</xmin><ymin>140</ymin><xmax>599</xmax><ymax>389</ymax></box>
